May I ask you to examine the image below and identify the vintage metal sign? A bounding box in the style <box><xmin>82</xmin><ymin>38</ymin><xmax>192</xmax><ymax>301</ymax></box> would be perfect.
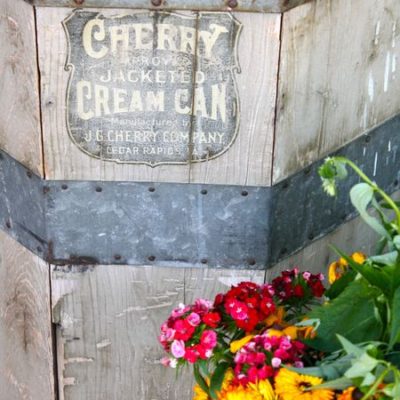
<box><xmin>63</xmin><ymin>10</ymin><xmax>242</xmax><ymax>166</ymax></box>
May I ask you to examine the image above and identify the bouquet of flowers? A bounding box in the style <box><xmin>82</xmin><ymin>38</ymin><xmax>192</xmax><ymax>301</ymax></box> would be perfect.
<box><xmin>159</xmin><ymin>157</ymin><xmax>400</xmax><ymax>400</ymax></box>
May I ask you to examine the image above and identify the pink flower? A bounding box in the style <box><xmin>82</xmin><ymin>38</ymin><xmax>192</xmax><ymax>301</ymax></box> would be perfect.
<box><xmin>161</xmin><ymin>357</ymin><xmax>171</xmax><ymax>367</ymax></box>
<box><xmin>165</xmin><ymin>328</ymin><xmax>175</xmax><ymax>341</ymax></box>
<box><xmin>200</xmin><ymin>330</ymin><xmax>217</xmax><ymax>349</ymax></box>
<box><xmin>271</xmin><ymin>357</ymin><xmax>282</xmax><ymax>368</ymax></box>
<box><xmin>187</xmin><ymin>312</ymin><xmax>201</xmax><ymax>327</ymax></box>
<box><xmin>171</xmin><ymin>340</ymin><xmax>185</xmax><ymax>358</ymax></box>
<box><xmin>303</xmin><ymin>271</ymin><xmax>311</xmax><ymax>281</ymax></box>
<box><xmin>194</xmin><ymin>298</ymin><xmax>213</xmax><ymax>312</ymax></box>
<box><xmin>171</xmin><ymin>303</ymin><xmax>190</xmax><ymax>318</ymax></box>
<box><xmin>294</xmin><ymin>361</ymin><xmax>304</xmax><ymax>368</ymax></box>
<box><xmin>274</xmin><ymin>348</ymin><xmax>289</xmax><ymax>360</ymax></box>
<box><xmin>228</xmin><ymin>300</ymin><xmax>249</xmax><ymax>321</ymax></box>
<box><xmin>280</xmin><ymin>337</ymin><xmax>292</xmax><ymax>351</ymax></box>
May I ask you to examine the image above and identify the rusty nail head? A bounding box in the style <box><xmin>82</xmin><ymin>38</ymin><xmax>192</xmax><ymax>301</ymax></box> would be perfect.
<box><xmin>151</xmin><ymin>0</ymin><xmax>163</xmax><ymax>6</ymax></box>
<box><xmin>227</xmin><ymin>0</ymin><xmax>238</xmax><ymax>8</ymax></box>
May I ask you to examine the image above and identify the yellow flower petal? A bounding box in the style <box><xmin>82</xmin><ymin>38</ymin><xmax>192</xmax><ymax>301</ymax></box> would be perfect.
<box><xmin>265</xmin><ymin>307</ymin><xmax>285</xmax><ymax>327</ymax></box>
<box><xmin>230</xmin><ymin>335</ymin><xmax>254</xmax><ymax>353</ymax></box>
<box><xmin>265</xmin><ymin>329</ymin><xmax>285</xmax><ymax>338</ymax></box>
<box><xmin>282</xmin><ymin>326</ymin><xmax>298</xmax><ymax>339</ymax></box>
<box><xmin>275</xmin><ymin>369</ymin><xmax>335</xmax><ymax>400</ymax></box>
<box><xmin>351</xmin><ymin>252</ymin><xmax>366</xmax><ymax>264</ymax></box>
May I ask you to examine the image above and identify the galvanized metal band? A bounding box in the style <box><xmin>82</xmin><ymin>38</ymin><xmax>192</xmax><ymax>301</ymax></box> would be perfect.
<box><xmin>25</xmin><ymin>0</ymin><xmax>311</xmax><ymax>13</ymax></box>
<box><xmin>1</xmin><ymin>114</ymin><xmax>399</xmax><ymax>269</ymax></box>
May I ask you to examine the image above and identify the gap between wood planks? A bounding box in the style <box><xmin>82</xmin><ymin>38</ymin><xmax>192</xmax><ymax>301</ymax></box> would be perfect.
<box><xmin>33</xmin><ymin>5</ymin><xmax>47</xmax><ymax>180</ymax></box>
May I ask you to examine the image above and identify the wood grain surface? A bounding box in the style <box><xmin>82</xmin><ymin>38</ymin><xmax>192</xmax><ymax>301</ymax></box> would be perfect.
<box><xmin>36</xmin><ymin>8</ymin><xmax>280</xmax><ymax>185</ymax></box>
<box><xmin>273</xmin><ymin>0</ymin><xmax>400</xmax><ymax>183</ymax></box>
<box><xmin>0</xmin><ymin>0</ymin><xmax>43</xmax><ymax>176</ymax></box>
<box><xmin>0</xmin><ymin>231</ymin><xmax>54</xmax><ymax>400</ymax></box>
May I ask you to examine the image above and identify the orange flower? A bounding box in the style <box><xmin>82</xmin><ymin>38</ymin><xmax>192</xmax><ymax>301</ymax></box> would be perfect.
<box><xmin>336</xmin><ymin>387</ymin><xmax>355</xmax><ymax>400</ymax></box>
<box><xmin>328</xmin><ymin>252</ymin><xmax>366</xmax><ymax>284</ymax></box>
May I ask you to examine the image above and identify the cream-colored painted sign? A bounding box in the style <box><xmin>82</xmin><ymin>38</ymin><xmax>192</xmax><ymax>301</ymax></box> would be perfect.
<box><xmin>64</xmin><ymin>10</ymin><xmax>242</xmax><ymax>166</ymax></box>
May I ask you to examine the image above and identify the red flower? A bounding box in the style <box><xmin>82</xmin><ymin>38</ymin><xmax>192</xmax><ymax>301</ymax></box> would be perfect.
<box><xmin>260</xmin><ymin>297</ymin><xmax>276</xmax><ymax>316</ymax></box>
<box><xmin>183</xmin><ymin>347</ymin><xmax>198</xmax><ymax>363</ymax></box>
<box><xmin>311</xmin><ymin>280</ymin><xmax>325</xmax><ymax>297</ymax></box>
<box><xmin>293</xmin><ymin>284</ymin><xmax>304</xmax><ymax>297</ymax></box>
<box><xmin>173</xmin><ymin>319</ymin><xmax>195</xmax><ymax>341</ymax></box>
<box><xmin>202</xmin><ymin>312</ymin><xmax>221</xmax><ymax>328</ymax></box>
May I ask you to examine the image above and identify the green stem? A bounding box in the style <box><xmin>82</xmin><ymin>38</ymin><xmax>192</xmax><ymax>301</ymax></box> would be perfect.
<box><xmin>336</xmin><ymin>157</ymin><xmax>400</xmax><ymax>234</ymax></box>
<box><xmin>361</xmin><ymin>367</ymin><xmax>389</xmax><ymax>400</ymax></box>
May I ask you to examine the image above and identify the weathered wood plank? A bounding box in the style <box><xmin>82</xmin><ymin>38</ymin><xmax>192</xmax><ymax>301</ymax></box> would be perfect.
<box><xmin>185</xmin><ymin>267</ymin><xmax>266</xmax><ymax>302</ymax></box>
<box><xmin>273</xmin><ymin>0</ymin><xmax>400</xmax><ymax>183</ymax></box>
<box><xmin>28</xmin><ymin>0</ymin><xmax>310</xmax><ymax>13</ymax></box>
<box><xmin>52</xmin><ymin>264</ymin><xmax>194</xmax><ymax>400</ymax></box>
<box><xmin>36</xmin><ymin>8</ymin><xmax>280</xmax><ymax>186</ymax></box>
<box><xmin>0</xmin><ymin>231</ymin><xmax>54</xmax><ymax>400</ymax></box>
<box><xmin>269</xmin><ymin>214</ymin><xmax>379</xmax><ymax>280</ymax></box>
<box><xmin>37</xmin><ymin>7</ymin><xmax>192</xmax><ymax>183</ymax></box>
<box><xmin>189</xmin><ymin>12</ymin><xmax>281</xmax><ymax>186</ymax></box>
<box><xmin>0</xmin><ymin>0</ymin><xmax>43</xmax><ymax>176</ymax></box>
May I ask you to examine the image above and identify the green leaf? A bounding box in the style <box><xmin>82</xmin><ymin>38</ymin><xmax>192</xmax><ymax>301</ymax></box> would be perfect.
<box><xmin>209</xmin><ymin>362</ymin><xmax>229</xmax><ymax>399</ymax></box>
<box><xmin>393</xmin><ymin>236</ymin><xmax>400</xmax><ymax>250</ymax></box>
<box><xmin>193</xmin><ymin>363</ymin><xmax>211</xmax><ymax>398</ymax></box>
<box><xmin>345</xmin><ymin>353</ymin><xmax>378</xmax><ymax>378</ymax></box>
<box><xmin>370</xmin><ymin>252</ymin><xmax>398</xmax><ymax>266</ymax></box>
<box><xmin>361</xmin><ymin>372</ymin><xmax>377</xmax><ymax>386</ymax></box>
<box><xmin>306</xmin><ymin>280</ymin><xmax>383</xmax><ymax>352</ymax></box>
<box><xmin>325</xmin><ymin>270</ymin><xmax>356</xmax><ymax>300</ymax></box>
<box><xmin>337</xmin><ymin>335</ymin><xmax>364</xmax><ymax>357</ymax></box>
<box><xmin>288</xmin><ymin>355</ymin><xmax>353</xmax><ymax>381</ymax></box>
<box><xmin>389</xmin><ymin>287</ymin><xmax>400</xmax><ymax>349</ymax></box>
<box><xmin>350</xmin><ymin>183</ymin><xmax>390</xmax><ymax>239</ymax></box>
<box><xmin>311</xmin><ymin>377</ymin><xmax>353</xmax><ymax>391</ymax></box>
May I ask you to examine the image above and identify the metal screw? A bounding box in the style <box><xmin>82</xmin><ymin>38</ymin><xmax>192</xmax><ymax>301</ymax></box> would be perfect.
<box><xmin>61</xmin><ymin>184</ymin><xmax>68</xmax><ymax>190</ymax></box>
<box><xmin>201</xmin><ymin>259</ymin><xmax>208</xmax><ymax>264</ymax></box>
<box><xmin>148</xmin><ymin>255</ymin><xmax>156</xmax><ymax>262</ymax></box>
<box><xmin>114</xmin><ymin>254</ymin><xmax>121</xmax><ymax>261</ymax></box>
<box><xmin>151</xmin><ymin>0</ymin><xmax>162</xmax><ymax>6</ymax></box>
<box><xmin>201</xmin><ymin>189</ymin><xmax>208</xmax><ymax>195</ymax></box>
<box><xmin>148</xmin><ymin>187</ymin><xmax>156</xmax><ymax>192</ymax></box>
<box><xmin>95</xmin><ymin>186</ymin><xmax>102</xmax><ymax>193</ymax></box>
<box><xmin>241</xmin><ymin>190</ymin><xmax>248</xmax><ymax>197</ymax></box>
<box><xmin>227</xmin><ymin>0</ymin><xmax>238</xmax><ymax>8</ymax></box>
